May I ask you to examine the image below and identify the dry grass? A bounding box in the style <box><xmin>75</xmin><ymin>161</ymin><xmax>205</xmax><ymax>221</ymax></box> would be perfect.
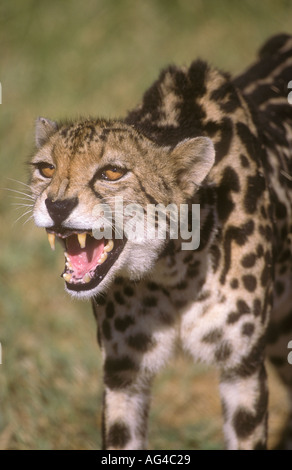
<box><xmin>1</xmin><ymin>0</ymin><xmax>292</xmax><ymax>449</ymax></box>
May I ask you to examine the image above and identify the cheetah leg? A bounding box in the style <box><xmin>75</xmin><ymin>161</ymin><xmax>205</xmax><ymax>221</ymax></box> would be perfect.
<box><xmin>219</xmin><ymin>361</ymin><xmax>268</xmax><ymax>449</ymax></box>
<box><xmin>266</xmin><ymin>308</ymin><xmax>292</xmax><ymax>449</ymax></box>
<box><xmin>102</xmin><ymin>379</ymin><xmax>152</xmax><ymax>450</ymax></box>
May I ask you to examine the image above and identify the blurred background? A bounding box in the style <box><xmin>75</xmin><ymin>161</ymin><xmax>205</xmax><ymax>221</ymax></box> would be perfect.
<box><xmin>0</xmin><ymin>0</ymin><xmax>291</xmax><ymax>450</ymax></box>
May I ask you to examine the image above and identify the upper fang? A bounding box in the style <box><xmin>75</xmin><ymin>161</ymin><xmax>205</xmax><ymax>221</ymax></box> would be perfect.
<box><xmin>77</xmin><ymin>233</ymin><xmax>87</xmax><ymax>249</ymax></box>
<box><xmin>47</xmin><ymin>233</ymin><xmax>56</xmax><ymax>251</ymax></box>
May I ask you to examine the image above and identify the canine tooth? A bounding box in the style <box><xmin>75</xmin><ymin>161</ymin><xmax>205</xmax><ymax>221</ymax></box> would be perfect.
<box><xmin>77</xmin><ymin>233</ymin><xmax>87</xmax><ymax>249</ymax></box>
<box><xmin>47</xmin><ymin>233</ymin><xmax>56</xmax><ymax>251</ymax></box>
<box><xmin>82</xmin><ymin>273</ymin><xmax>91</xmax><ymax>283</ymax></box>
<box><xmin>98</xmin><ymin>252</ymin><xmax>108</xmax><ymax>264</ymax></box>
<box><xmin>104</xmin><ymin>239</ymin><xmax>114</xmax><ymax>252</ymax></box>
<box><xmin>62</xmin><ymin>273</ymin><xmax>72</xmax><ymax>282</ymax></box>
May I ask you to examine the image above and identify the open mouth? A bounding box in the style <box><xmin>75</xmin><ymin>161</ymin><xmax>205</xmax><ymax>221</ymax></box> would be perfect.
<box><xmin>46</xmin><ymin>228</ymin><xmax>126</xmax><ymax>292</ymax></box>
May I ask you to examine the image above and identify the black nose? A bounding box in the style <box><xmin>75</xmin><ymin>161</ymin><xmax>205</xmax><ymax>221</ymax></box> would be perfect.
<box><xmin>45</xmin><ymin>197</ymin><xmax>78</xmax><ymax>225</ymax></box>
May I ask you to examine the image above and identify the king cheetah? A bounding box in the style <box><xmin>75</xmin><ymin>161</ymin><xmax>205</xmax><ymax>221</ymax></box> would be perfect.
<box><xmin>28</xmin><ymin>34</ymin><xmax>292</xmax><ymax>449</ymax></box>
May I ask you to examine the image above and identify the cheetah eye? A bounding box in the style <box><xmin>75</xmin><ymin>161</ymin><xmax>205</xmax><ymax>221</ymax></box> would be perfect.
<box><xmin>100</xmin><ymin>166</ymin><xmax>127</xmax><ymax>181</ymax></box>
<box><xmin>35</xmin><ymin>162</ymin><xmax>56</xmax><ymax>179</ymax></box>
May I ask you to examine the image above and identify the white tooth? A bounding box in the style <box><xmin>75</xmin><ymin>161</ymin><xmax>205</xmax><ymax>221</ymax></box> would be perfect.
<box><xmin>62</xmin><ymin>273</ymin><xmax>72</xmax><ymax>282</ymax></box>
<box><xmin>82</xmin><ymin>273</ymin><xmax>91</xmax><ymax>283</ymax></box>
<box><xmin>77</xmin><ymin>233</ymin><xmax>87</xmax><ymax>249</ymax></box>
<box><xmin>98</xmin><ymin>252</ymin><xmax>108</xmax><ymax>264</ymax></box>
<box><xmin>47</xmin><ymin>233</ymin><xmax>56</xmax><ymax>251</ymax></box>
<box><xmin>104</xmin><ymin>239</ymin><xmax>114</xmax><ymax>252</ymax></box>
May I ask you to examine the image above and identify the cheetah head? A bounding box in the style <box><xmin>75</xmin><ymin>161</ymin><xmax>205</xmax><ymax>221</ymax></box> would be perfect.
<box><xmin>29</xmin><ymin>117</ymin><xmax>214</xmax><ymax>299</ymax></box>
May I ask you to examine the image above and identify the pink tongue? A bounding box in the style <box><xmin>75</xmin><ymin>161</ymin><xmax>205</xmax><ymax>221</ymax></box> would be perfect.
<box><xmin>66</xmin><ymin>235</ymin><xmax>105</xmax><ymax>278</ymax></box>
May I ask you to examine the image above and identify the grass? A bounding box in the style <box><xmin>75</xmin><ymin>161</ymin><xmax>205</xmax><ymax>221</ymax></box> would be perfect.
<box><xmin>0</xmin><ymin>0</ymin><xmax>291</xmax><ymax>450</ymax></box>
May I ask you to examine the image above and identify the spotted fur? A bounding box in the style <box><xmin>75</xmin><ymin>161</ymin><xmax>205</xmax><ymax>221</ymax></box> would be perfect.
<box><xmin>29</xmin><ymin>34</ymin><xmax>292</xmax><ymax>449</ymax></box>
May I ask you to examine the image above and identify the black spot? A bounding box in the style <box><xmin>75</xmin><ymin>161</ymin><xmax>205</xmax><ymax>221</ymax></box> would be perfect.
<box><xmin>232</xmin><ymin>366</ymin><xmax>268</xmax><ymax>441</ymax></box>
<box><xmin>215</xmin><ymin>341</ymin><xmax>232</xmax><ymax>361</ymax></box>
<box><xmin>94</xmin><ymin>294</ymin><xmax>107</xmax><ymax>306</ymax></box>
<box><xmin>275</xmin><ymin>202</ymin><xmax>287</xmax><ymax>219</ymax></box>
<box><xmin>236</xmin><ymin>122</ymin><xmax>260</xmax><ymax>164</ymax></box>
<box><xmin>114</xmin><ymin>291</ymin><xmax>125</xmax><ymax>305</ymax></box>
<box><xmin>253</xmin><ymin>299</ymin><xmax>262</xmax><ymax>317</ymax></box>
<box><xmin>104</xmin><ymin>356</ymin><xmax>137</xmax><ymax>389</ymax></box>
<box><xmin>147</xmin><ymin>282</ymin><xmax>159</xmax><ymax>291</ymax></box>
<box><xmin>230</xmin><ymin>278</ymin><xmax>239</xmax><ymax>289</ymax></box>
<box><xmin>142</xmin><ymin>296</ymin><xmax>158</xmax><ymax>308</ymax></box>
<box><xmin>242</xmin><ymin>275</ymin><xmax>257</xmax><ymax>292</ymax></box>
<box><xmin>227</xmin><ymin>299</ymin><xmax>251</xmax><ymax>324</ymax></box>
<box><xmin>213</xmin><ymin>117</ymin><xmax>233</xmax><ymax>163</ymax></box>
<box><xmin>238</xmin><ymin>299</ymin><xmax>251</xmax><ymax>314</ymax></box>
<box><xmin>217</xmin><ymin>166</ymin><xmax>240</xmax><ymax>222</ymax></box>
<box><xmin>107</xmin><ymin>421</ymin><xmax>131</xmax><ymax>449</ymax></box>
<box><xmin>244</xmin><ymin>173</ymin><xmax>266</xmax><ymax>214</ymax></box>
<box><xmin>210</xmin><ymin>80</ymin><xmax>241</xmax><ymax>113</ymax></box>
<box><xmin>124</xmin><ymin>286</ymin><xmax>135</xmax><ymax>297</ymax></box>
<box><xmin>176</xmin><ymin>281</ymin><xmax>188</xmax><ymax>290</ymax></box>
<box><xmin>114</xmin><ymin>315</ymin><xmax>135</xmax><ymax>332</ymax></box>
<box><xmin>102</xmin><ymin>319</ymin><xmax>112</xmax><ymax>341</ymax></box>
<box><xmin>220</xmin><ymin>220</ymin><xmax>254</xmax><ymax>284</ymax></box>
<box><xmin>241</xmin><ymin>253</ymin><xmax>256</xmax><ymax>268</ymax></box>
<box><xmin>210</xmin><ymin>244</ymin><xmax>221</xmax><ymax>273</ymax></box>
<box><xmin>127</xmin><ymin>333</ymin><xmax>153</xmax><ymax>352</ymax></box>
<box><xmin>256</xmin><ymin>244</ymin><xmax>264</xmax><ymax>258</ymax></box>
<box><xmin>242</xmin><ymin>322</ymin><xmax>255</xmax><ymax>336</ymax></box>
<box><xmin>275</xmin><ymin>281</ymin><xmax>285</xmax><ymax>297</ymax></box>
<box><xmin>202</xmin><ymin>328</ymin><xmax>223</xmax><ymax>343</ymax></box>
<box><xmin>183</xmin><ymin>253</ymin><xmax>193</xmax><ymax>264</ymax></box>
<box><xmin>261</xmin><ymin>266</ymin><xmax>271</xmax><ymax>287</ymax></box>
<box><xmin>106</xmin><ymin>301</ymin><xmax>115</xmax><ymax>318</ymax></box>
<box><xmin>240</xmin><ymin>154</ymin><xmax>250</xmax><ymax>168</ymax></box>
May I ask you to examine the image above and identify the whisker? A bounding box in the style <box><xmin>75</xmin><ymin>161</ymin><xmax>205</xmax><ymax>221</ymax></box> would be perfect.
<box><xmin>13</xmin><ymin>208</ymin><xmax>33</xmax><ymax>225</ymax></box>
<box><xmin>23</xmin><ymin>214</ymin><xmax>34</xmax><ymax>226</ymax></box>
<box><xmin>5</xmin><ymin>178</ymin><xmax>32</xmax><ymax>190</ymax></box>
<box><xmin>8</xmin><ymin>195</ymin><xmax>35</xmax><ymax>202</ymax></box>
<box><xmin>3</xmin><ymin>188</ymin><xmax>35</xmax><ymax>199</ymax></box>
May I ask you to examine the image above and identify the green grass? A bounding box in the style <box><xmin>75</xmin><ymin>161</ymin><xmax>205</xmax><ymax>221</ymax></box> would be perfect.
<box><xmin>0</xmin><ymin>0</ymin><xmax>291</xmax><ymax>449</ymax></box>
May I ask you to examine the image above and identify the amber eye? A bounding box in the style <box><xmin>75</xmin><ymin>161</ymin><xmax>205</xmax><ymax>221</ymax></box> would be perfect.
<box><xmin>36</xmin><ymin>163</ymin><xmax>55</xmax><ymax>178</ymax></box>
<box><xmin>102</xmin><ymin>167</ymin><xmax>126</xmax><ymax>181</ymax></box>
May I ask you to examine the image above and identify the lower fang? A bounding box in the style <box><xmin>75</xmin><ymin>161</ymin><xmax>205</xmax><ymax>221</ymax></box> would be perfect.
<box><xmin>63</xmin><ymin>273</ymin><xmax>72</xmax><ymax>282</ymax></box>
<box><xmin>83</xmin><ymin>273</ymin><xmax>91</xmax><ymax>283</ymax></box>
<box><xmin>104</xmin><ymin>240</ymin><xmax>114</xmax><ymax>252</ymax></box>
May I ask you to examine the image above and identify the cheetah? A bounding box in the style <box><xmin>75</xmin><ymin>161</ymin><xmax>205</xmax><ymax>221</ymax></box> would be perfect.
<box><xmin>29</xmin><ymin>34</ymin><xmax>292</xmax><ymax>449</ymax></box>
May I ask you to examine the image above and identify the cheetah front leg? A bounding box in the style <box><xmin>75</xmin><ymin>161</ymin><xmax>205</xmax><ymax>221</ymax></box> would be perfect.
<box><xmin>92</xmin><ymin>289</ymin><xmax>178</xmax><ymax>450</ymax></box>
<box><xmin>219</xmin><ymin>360</ymin><xmax>268</xmax><ymax>450</ymax></box>
<box><xmin>102</xmin><ymin>378</ymin><xmax>152</xmax><ymax>449</ymax></box>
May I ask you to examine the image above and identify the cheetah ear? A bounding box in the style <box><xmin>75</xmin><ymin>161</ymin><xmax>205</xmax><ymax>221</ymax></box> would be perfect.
<box><xmin>35</xmin><ymin>117</ymin><xmax>58</xmax><ymax>148</ymax></box>
<box><xmin>171</xmin><ymin>137</ymin><xmax>215</xmax><ymax>196</ymax></box>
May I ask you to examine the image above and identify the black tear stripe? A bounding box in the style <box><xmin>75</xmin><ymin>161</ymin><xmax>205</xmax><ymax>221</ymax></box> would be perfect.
<box><xmin>220</xmin><ymin>220</ymin><xmax>255</xmax><ymax>285</ymax></box>
<box><xmin>133</xmin><ymin>173</ymin><xmax>160</xmax><ymax>206</ymax></box>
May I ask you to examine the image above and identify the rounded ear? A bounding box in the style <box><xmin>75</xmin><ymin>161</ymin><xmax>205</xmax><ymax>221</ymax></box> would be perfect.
<box><xmin>35</xmin><ymin>117</ymin><xmax>58</xmax><ymax>148</ymax></box>
<box><xmin>171</xmin><ymin>137</ymin><xmax>215</xmax><ymax>196</ymax></box>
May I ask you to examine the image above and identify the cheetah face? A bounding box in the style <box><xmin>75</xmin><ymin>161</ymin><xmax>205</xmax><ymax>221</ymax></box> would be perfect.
<box><xmin>29</xmin><ymin>118</ymin><xmax>214</xmax><ymax>299</ymax></box>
